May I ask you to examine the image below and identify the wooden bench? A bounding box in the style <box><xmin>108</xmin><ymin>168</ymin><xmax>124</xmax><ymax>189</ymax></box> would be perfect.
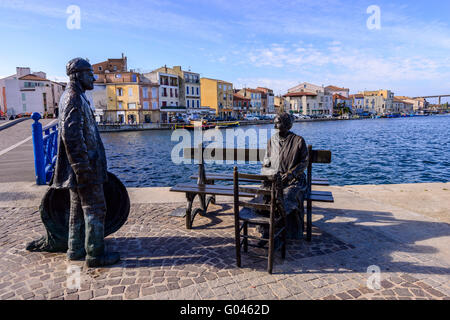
<box><xmin>169</xmin><ymin>145</ymin><xmax>333</xmax><ymax>241</ymax></box>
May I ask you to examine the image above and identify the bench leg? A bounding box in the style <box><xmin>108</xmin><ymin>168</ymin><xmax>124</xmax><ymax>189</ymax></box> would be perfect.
<box><xmin>306</xmin><ymin>199</ymin><xmax>312</xmax><ymax>242</ymax></box>
<box><xmin>243</xmin><ymin>222</ymin><xmax>248</xmax><ymax>253</ymax></box>
<box><xmin>185</xmin><ymin>193</ymin><xmax>196</xmax><ymax>229</ymax></box>
<box><xmin>206</xmin><ymin>179</ymin><xmax>216</xmax><ymax>205</ymax></box>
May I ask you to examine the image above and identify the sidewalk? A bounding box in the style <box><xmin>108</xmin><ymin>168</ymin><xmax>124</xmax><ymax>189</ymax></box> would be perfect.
<box><xmin>0</xmin><ymin>182</ymin><xmax>449</xmax><ymax>300</ymax></box>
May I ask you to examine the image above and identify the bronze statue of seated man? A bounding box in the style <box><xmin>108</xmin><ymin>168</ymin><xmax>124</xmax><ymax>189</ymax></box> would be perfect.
<box><xmin>258</xmin><ymin>112</ymin><xmax>309</xmax><ymax>241</ymax></box>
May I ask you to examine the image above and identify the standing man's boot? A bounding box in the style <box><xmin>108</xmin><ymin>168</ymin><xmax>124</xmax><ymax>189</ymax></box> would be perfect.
<box><xmin>86</xmin><ymin>252</ymin><xmax>120</xmax><ymax>267</ymax></box>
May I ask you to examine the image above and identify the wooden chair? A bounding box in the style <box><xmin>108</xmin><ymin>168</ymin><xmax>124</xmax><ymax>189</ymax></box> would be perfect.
<box><xmin>305</xmin><ymin>146</ymin><xmax>333</xmax><ymax>241</ymax></box>
<box><xmin>233</xmin><ymin>167</ymin><xmax>286</xmax><ymax>274</ymax></box>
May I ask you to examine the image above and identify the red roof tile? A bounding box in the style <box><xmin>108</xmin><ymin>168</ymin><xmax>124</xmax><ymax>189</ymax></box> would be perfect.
<box><xmin>283</xmin><ymin>92</ymin><xmax>317</xmax><ymax>97</ymax></box>
<box><xmin>19</xmin><ymin>74</ymin><xmax>47</xmax><ymax>81</ymax></box>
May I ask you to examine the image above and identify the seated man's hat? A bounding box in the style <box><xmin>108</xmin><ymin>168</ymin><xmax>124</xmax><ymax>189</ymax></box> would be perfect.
<box><xmin>66</xmin><ymin>58</ymin><xmax>93</xmax><ymax>76</ymax></box>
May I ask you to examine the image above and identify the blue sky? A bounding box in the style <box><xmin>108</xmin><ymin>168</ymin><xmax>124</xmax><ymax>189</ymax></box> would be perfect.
<box><xmin>1</xmin><ymin>0</ymin><xmax>450</xmax><ymax>100</ymax></box>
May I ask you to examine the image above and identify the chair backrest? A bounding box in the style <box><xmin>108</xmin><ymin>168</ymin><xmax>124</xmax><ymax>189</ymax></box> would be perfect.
<box><xmin>306</xmin><ymin>145</ymin><xmax>332</xmax><ymax>194</ymax></box>
<box><xmin>233</xmin><ymin>167</ymin><xmax>283</xmax><ymax>225</ymax></box>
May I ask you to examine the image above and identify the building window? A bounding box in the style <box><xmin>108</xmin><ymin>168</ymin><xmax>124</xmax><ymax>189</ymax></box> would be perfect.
<box><xmin>186</xmin><ymin>86</ymin><xmax>189</xmax><ymax>95</ymax></box>
<box><xmin>187</xmin><ymin>100</ymin><xmax>190</xmax><ymax>108</ymax></box>
<box><xmin>175</xmin><ymin>89</ymin><xmax>178</xmax><ymax>98</ymax></box>
<box><xmin>163</xmin><ymin>88</ymin><xmax>167</xmax><ymax>97</ymax></box>
<box><xmin>152</xmin><ymin>101</ymin><xmax>157</xmax><ymax>109</ymax></box>
<box><xmin>117</xmin><ymin>88</ymin><xmax>123</xmax><ymax>96</ymax></box>
<box><xmin>98</xmin><ymin>66</ymin><xmax>103</xmax><ymax>71</ymax></box>
<box><xmin>22</xmin><ymin>93</ymin><xmax>26</xmax><ymax>101</ymax></box>
<box><xmin>128</xmin><ymin>103</ymin><xmax>136</xmax><ymax>109</ymax></box>
<box><xmin>191</xmin><ymin>87</ymin><xmax>194</xmax><ymax>95</ymax></box>
<box><xmin>143</xmin><ymin>101</ymin><xmax>149</xmax><ymax>109</ymax></box>
<box><xmin>128</xmin><ymin>88</ymin><xmax>133</xmax><ymax>97</ymax></box>
<box><xmin>132</xmin><ymin>74</ymin><xmax>137</xmax><ymax>82</ymax></box>
<box><xmin>196</xmin><ymin>87</ymin><xmax>199</xmax><ymax>95</ymax></box>
<box><xmin>197</xmin><ymin>100</ymin><xmax>200</xmax><ymax>108</ymax></box>
<box><xmin>23</xmin><ymin>104</ymin><xmax>27</xmax><ymax>112</ymax></box>
<box><xmin>170</xmin><ymin>88</ymin><xmax>173</xmax><ymax>97</ymax></box>
<box><xmin>143</xmin><ymin>87</ymin><xmax>148</xmax><ymax>98</ymax></box>
<box><xmin>118</xmin><ymin>102</ymin><xmax>123</xmax><ymax>109</ymax></box>
<box><xmin>152</xmin><ymin>87</ymin><xmax>157</xmax><ymax>97</ymax></box>
<box><xmin>113</xmin><ymin>66</ymin><xmax>117</xmax><ymax>71</ymax></box>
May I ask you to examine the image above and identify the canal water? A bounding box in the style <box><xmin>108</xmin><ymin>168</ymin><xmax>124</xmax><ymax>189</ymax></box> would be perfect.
<box><xmin>101</xmin><ymin>115</ymin><xmax>450</xmax><ymax>187</ymax></box>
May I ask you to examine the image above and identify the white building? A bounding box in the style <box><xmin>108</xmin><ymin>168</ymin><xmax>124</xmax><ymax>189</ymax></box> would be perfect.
<box><xmin>0</xmin><ymin>67</ymin><xmax>65</xmax><ymax>117</ymax></box>
<box><xmin>285</xmin><ymin>82</ymin><xmax>332</xmax><ymax>115</ymax></box>
<box><xmin>183</xmin><ymin>71</ymin><xmax>201</xmax><ymax>112</ymax></box>
<box><xmin>145</xmin><ymin>70</ymin><xmax>181</xmax><ymax>122</ymax></box>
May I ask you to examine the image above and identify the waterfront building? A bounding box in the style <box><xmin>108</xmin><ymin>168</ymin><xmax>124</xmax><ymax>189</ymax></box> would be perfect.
<box><xmin>94</xmin><ymin>70</ymin><xmax>160</xmax><ymax>124</ymax></box>
<box><xmin>325</xmin><ymin>85</ymin><xmax>348</xmax><ymax>114</ymax></box>
<box><xmin>359</xmin><ymin>89</ymin><xmax>395</xmax><ymax>115</ymax></box>
<box><xmin>145</xmin><ymin>67</ymin><xmax>182</xmax><ymax>122</ymax></box>
<box><xmin>0</xmin><ymin>67</ymin><xmax>65</xmax><ymax>117</ymax></box>
<box><xmin>325</xmin><ymin>85</ymin><xmax>350</xmax><ymax>98</ymax></box>
<box><xmin>396</xmin><ymin>96</ymin><xmax>427</xmax><ymax>112</ymax></box>
<box><xmin>274</xmin><ymin>96</ymin><xmax>288</xmax><ymax>113</ymax></box>
<box><xmin>285</xmin><ymin>82</ymin><xmax>331</xmax><ymax>115</ymax></box>
<box><xmin>92</xmin><ymin>54</ymin><xmax>128</xmax><ymax>74</ymax></box>
<box><xmin>256</xmin><ymin>87</ymin><xmax>275</xmax><ymax>114</ymax></box>
<box><xmin>236</xmin><ymin>88</ymin><xmax>262</xmax><ymax>115</ymax></box>
<box><xmin>332</xmin><ymin>94</ymin><xmax>352</xmax><ymax>115</ymax></box>
<box><xmin>233</xmin><ymin>93</ymin><xmax>251</xmax><ymax>117</ymax></box>
<box><xmin>393</xmin><ymin>97</ymin><xmax>414</xmax><ymax>114</ymax></box>
<box><xmin>283</xmin><ymin>91</ymin><xmax>321</xmax><ymax>115</ymax></box>
<box><xmin>200</xmin><ymin>78</ymin><xmax>234</xmax><ymax>117</ymax></box>
<box><xmin>350</xmin><ymin>94</ymin><xmax>367</xmax><ymax>115</ymax></box>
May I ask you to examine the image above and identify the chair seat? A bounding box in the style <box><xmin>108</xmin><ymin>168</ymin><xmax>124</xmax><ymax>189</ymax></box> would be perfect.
<box><xmin>239</xmin><ymin>207</ymin><xmax>270</xmax><ymax>224</ymax></box>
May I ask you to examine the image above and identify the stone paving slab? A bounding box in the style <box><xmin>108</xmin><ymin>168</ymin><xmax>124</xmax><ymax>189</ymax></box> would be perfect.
<box><xmin>0</xmin><ymin>194</ymin><xmax>449</xmax><ymax>300</ymax></box>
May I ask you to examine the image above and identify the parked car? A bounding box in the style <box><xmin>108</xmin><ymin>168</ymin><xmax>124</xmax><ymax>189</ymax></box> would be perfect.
<box><xmin>245</xmin><ymin>115</ymin><xmax>258</xmax><ymax>121</ymax></box>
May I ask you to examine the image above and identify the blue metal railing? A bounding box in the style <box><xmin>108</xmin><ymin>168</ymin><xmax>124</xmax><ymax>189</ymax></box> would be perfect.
<box><xmin>32</xmin><ymin>112</ymin><xmax>58</xmax><ymax>185</ymax></box>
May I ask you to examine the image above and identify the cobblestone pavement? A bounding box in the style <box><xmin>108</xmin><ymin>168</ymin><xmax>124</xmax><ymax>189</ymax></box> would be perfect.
<box><xmin>0</xmin><ymin>202</ymin><xmax>449</xmax><ymax>300</ymax></box>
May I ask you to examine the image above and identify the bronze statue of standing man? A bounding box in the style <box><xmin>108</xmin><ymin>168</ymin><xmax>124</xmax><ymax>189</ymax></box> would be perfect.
<box><xmin>51</xmin><ymin>58</ymin><xmax>119</xmax><ymax>267</ymax></box>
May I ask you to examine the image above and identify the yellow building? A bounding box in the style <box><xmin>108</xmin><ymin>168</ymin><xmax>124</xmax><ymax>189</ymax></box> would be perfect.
<box><xmin>101</xmin><ymin>72</ymin><xmax>159</xmax><ymax>124</ymax></box>
<box><xmin>200</xmin><ymin>78</ymin><xmax>233</xmax><ymax>117</ymax></box>
<box><xmin>106</xmin><ymin>83</ymin><xmax>139</xmax><ymax>124</ymax></box>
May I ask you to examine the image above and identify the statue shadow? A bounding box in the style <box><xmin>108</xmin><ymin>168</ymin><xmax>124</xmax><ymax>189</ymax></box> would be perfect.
<box><xmin>102</xmin><ymin>205</ymin><xmax>450</xmax><ymax>276</ymax></box>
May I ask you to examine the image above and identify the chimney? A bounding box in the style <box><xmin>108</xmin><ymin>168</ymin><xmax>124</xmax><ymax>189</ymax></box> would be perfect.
<box><xmin>16</xmin><ymin>67</ymin><xmax>31</xmax><ymax>77</ymax></box>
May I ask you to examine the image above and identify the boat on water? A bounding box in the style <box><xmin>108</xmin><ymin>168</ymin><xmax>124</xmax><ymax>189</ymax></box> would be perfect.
<box><xmin>213</xmin><ymin>121</ymin><xmax>240</xmax><ymax>129</ymax></box>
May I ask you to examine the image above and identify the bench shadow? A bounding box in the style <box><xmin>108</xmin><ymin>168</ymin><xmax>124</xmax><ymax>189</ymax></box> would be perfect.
<box><xmin>103</xmin><ymin>206</ymin><xmax>450</xmax><ymax>276</ymax></box>
<box><xmin>193</xmin><ymin>203</ymin><xmax>233</xmax><ymax>230</ymax></box>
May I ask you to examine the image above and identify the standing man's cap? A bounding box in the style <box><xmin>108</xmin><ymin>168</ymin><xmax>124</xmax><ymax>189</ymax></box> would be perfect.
<box><xmin>66</xmin><ymin>58</ymin><xmax>93</xmax><ymax>76</ymax></box>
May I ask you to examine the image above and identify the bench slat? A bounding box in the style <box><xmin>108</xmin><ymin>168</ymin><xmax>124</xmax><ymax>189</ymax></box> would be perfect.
<box><xmin>190</xmin><ymin>174</ymin><xmax>330</xmax><ymax>186</ymax></box>
<box><xmin>172</xmin><ymin>184</ymin><xmax>333</xmax><ymax>202</ymax></box>
<box><xmin>239</xmin><ymin>201</ymin><xmax>271</xmax><ymax>211</ymax></box>
<box><xmin>306</xmin><ymin>193</ymin><xmax>334</xmax><ymax>203</ymax></box>
<box><xmin>170</xmin><ymin>185</ymin><xmax>255</xmax><ymax>198</ymax></box>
